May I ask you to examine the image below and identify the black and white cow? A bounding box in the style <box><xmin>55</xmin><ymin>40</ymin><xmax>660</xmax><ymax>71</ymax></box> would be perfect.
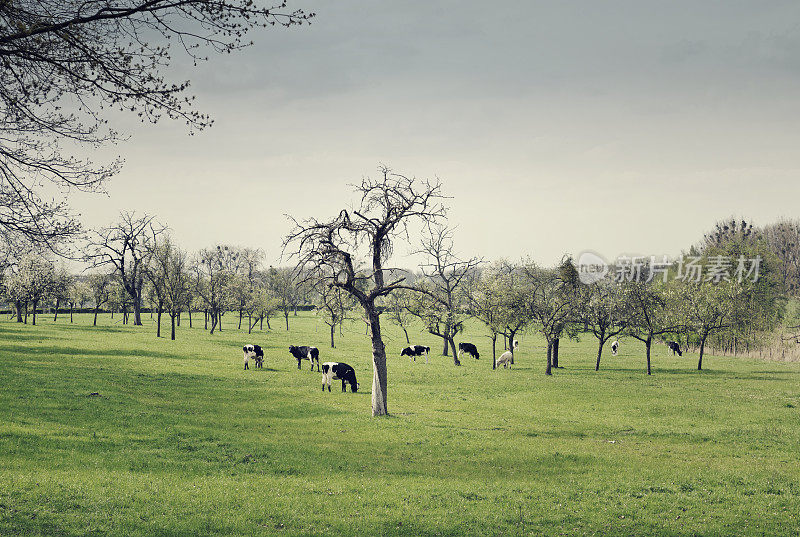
<box><xmin>458</xmin><ymin>342</ymin><xmax>480</xmax><ymax>360</ymax></box>
<box><xmin>666</xmin><ymin>341</ymin><xmax>683</xmax><ymax>356</ymax></box>
<box><xmin>289</xmin><ymin>345</ymin><xmax>320</xmax><ymax>371</ymax></box>
<box><xmin>610</xmin><ymin>340</ymin><xmax>619</xmax><ymax>356</ymax></box>
<box><xmin>321</xmin><ymin>362</ymin><xmax>358</xmax><ymax>392</ymax></box>
<box><xmin>243</xmin><ymin>344</ymin><xmax>264</xmax><ymax>370</ymax></box>
<box><xmin>401</xmin><ymin>345</ymin><xmax>430</xmax><ymax>363</ymax></box>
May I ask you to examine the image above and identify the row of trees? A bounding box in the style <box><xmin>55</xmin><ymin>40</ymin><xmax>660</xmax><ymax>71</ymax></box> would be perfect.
<box><xmin>1</xmin><ymin>214</ymin><xmax>318</xmax><ymax>340</ymax></box>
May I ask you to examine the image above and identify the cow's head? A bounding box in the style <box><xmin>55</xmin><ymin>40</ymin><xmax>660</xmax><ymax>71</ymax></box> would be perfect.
<box><xmin>351</xmin><ymin>381</ymin><xmax>359</xmax><ymax>393</ymax></box>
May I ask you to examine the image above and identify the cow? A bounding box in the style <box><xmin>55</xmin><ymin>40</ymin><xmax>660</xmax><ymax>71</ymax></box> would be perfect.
<box><xmin>458</xmin><ymin>342</ymin><xmax>480</xmax><ymax>360</ymax></box>
<box><xmin>496</xmin><ymin>350</ymin><xmax>513</xmax><ymax>368</ymax></box>
<box><xmin>401</xmin><ymin>345</ymin><xmax>430</xmax><ymax>363</ymax></box>
<box><xmin>610</xmin><ymin>340</ymin><xmax>619</xmax><ymax>356</ymax></box>
<box><xmin>666</xmin><ymin>341</ymin><xmax>683</xmax><ymax>356</ymax></box>
<box><xmin>321</xmin><ymin>362</ymin><xmax>358</xmax><ymax>392</ymax></box>
<box><xmin>243</xmin><ymin>344</ymin><xmax>264</xmax><ymax>370</ymax></box>
<box><xmin>289</xmin><ymin>345</ymin><xmax>320</xmax><ymax>371</ymax></box>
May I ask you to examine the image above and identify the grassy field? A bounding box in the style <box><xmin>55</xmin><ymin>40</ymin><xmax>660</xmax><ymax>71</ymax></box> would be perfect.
<box><xmin>1</xmin><ymin>311</ymin><xmax>799</xmax><ymax>536</ymax></box>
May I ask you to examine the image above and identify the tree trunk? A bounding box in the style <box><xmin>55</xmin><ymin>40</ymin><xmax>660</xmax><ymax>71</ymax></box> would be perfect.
<box><xmin>330</xmin><ymin>324</ymin><xmax>335</xmax><ymax>348</ymax></box>
<box><xmin>595</xmin><ymin>327</ymin><xmax>606</xmax><ymax>371</ymax></box>
<box><xmin>402</xmin><ymin>327</ymin><xmax>410</xmax><ymax>345</ymax></box>
<box><xmin>70</xmin><ymin>304</ymin><xmax>74</xmax><ymax>323</ymax></box>
<box><xmin>238</xmin><ymin>310</ymin><xmax>243</xmax><ymax>330</ymax></box>
<box><xmin>94</xmin><ymin>308</ymin><xmax>99</xmax><ymax>326</ymax></box>
<box><xmin>204</xmin><ymin>309</ymin><xmax>208</xmax><ymax>330</ymax></box>
<box><xmin>492</xmin><ymin>334</ymin><xmax>497</xmax><ymax>370</ymax></box>
<box><xmin>265</xmin><ymin>317</ymin><xmax>270</xmax><ymax>330</ymax></box>
<box><xmin>698</xmin><ymin>331</ymin><xmax>708</xmax><ymax>371</ymax></box>
<box><xmin>545</xmin><ymin>340</ymin><xmax>552</xmax><ymax>375</ymax></box>
<box><xmin>53</xmin><ymin>298</ymin><xmax>60</xmax><ymax>321</ymax></box>
<box><xmin>646</xmin><ymin>336</ymin><xmax>652</xmax><ymax>375</ymax></box>
<box><xmin>210</xmin><ymin>311</ymin><xmax>218</xmax><ymax>334</ymax></box>
<box><xmin>448</xmin><ymin>336</ymin><xmax>459</xmax><ymax>365</ymax></box>
<box><xmin>442</xmin><ymin>324</ymin><xmax>450</xmax><ymax>356</ymax></box>
<box><xmin>250</xmin><ymin>317</ymin><xmax>259</xmax><ymax>332</ymax></box>
<box><xmin>31</xmin><ymin>299</ymin><xmax>38</xmax><ymax>325</ymax></box>
<box><xmin>217</xmin><ymin>311</ymin><xmax>223</xmax><ymax>332</ymax></box>
<box><xmin>285</xmin><ymin>310</ymin><xmax>289</xmax><ymax>331</ymax></box>
<box><xmin>15</xmin><ymin>300</ymin><xmax>22</xmax><ymax>323</ymax></box>
<box><xmin>552</xmin><ymin>338</ymin><xmax>560</xmax><ymax>368</ymax></box>
<box><xmin>367</xmin><ymin>306</ymin><xmax>388</xmax><ymax>417</ymax></box>
<box><xmin>188</xmin><ymin>308</ymin><xmax>192</xmax><ymax>328</ymax></box>
<box><xmin>171</xmin><ymin>314</ymin><xmax>176</xmax><ymax>340</ymax></box>
<box><xmin>132</xmin><ymin>292</ymin><xmax>143</xmax><ymax>325</ymax></box>
<box><xmin>156</xmin><ymin>303</ymin><xmax>162</xmax><ymax>337</ymax></box>
<box><xmin>177</xmin><ymin>312</ymin><xmax>181</xmax><ymax>327</ymax></box>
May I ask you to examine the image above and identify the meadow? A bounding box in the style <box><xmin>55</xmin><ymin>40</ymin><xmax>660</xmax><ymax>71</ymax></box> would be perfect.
<box><xmin>1</xmin><ymin>311</ymin><xmax>799</xmax><ymax>536</ymax></box>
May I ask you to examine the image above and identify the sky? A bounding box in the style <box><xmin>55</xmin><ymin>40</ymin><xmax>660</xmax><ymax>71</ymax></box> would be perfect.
<box><xmin>72</xmin><ymin>0</ymin><xmax>800</xmax><ymax>268</ymax></box>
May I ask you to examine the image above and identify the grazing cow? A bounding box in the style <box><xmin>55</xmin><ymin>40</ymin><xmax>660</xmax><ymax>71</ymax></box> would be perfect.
<box><xmin>458</xmin><ymin>342</ymin><xmax>480</xmax><ymax>360</ymax></box>
<box><xmin>496</xmin><ymin>350</ymin><xmax>513</xmax><ymax>368</ymax></box>
<box><xmin>401</xmin><ymin>345</ymin><xmax>430</xmax><ymax>363</ymax></box>
<box><xmin>289</xmin><ymin>345</ymin><xmax>320</xmax><ymax>371</ymax></box>
<box><xmin>610</xmin><ymin>340</ymin><xmax>619</xmax><ymax>356</ymax></box>
<box><xmin>243</xmin><ymin>344</ymin><xmax>264</xmax><ymax>370</ymax></box>
<box><xmin>321</xmin><ymin>362</ymin><xmax>358</xmax><ymax>392</ymax></box>
<box><xmin>667</xmin><ymin>341</ymin><xmax>683</xmax><ymax>356</ymax></box>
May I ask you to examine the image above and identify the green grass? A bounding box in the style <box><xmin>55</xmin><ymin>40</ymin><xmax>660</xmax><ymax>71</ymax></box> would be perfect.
<box><xmin>1</xmin><ymin>311</ymin><xmax>800</xmax><ymax>536</ymax></box>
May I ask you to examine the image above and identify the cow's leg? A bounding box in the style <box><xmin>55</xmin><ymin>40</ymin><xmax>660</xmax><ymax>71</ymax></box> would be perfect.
<box><xmin>297</xmin><ymin>358</ymin><xmax>301</xmax><ymax>370</ymax></box>
<box><xmin>342</xmin><ymin>379</ymin><xmax>347</xmax><ymax>392</ymax></box>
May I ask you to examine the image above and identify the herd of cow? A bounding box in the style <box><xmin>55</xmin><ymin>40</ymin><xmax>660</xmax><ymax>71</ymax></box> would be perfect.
<box><xmin>241</xmin><ymin>337</ymin><xmax>687</xmax><ymax>392</ymax></box>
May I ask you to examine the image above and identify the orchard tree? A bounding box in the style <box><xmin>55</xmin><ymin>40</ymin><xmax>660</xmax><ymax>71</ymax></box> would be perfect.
<box><xmin>193</xmin><ymin>245</ymin><xmax>238</xmax><ymax>334</ymax></box>
<box><xmin>622</xmin><ymin>274</ymin><xmax>683</xmax><ymax>375</ymax></box>
<box><xmin>384</xmin><ymin>288</ymin><xmax>416</xmax><ymax>345</ymax></box>
<box><xmin>14</xmin><ymin>254</ymin><xmax>56</xmax><ymax>325</ymax></box>
<box><xmin>583</xmin><ymin>281</ymin><xmax>628</xmax><ymax>371</ymax></box>
<box><xmin>679</xmin><ymin>280</ymin><xmax>738</xmax><ymax>370</ymax></box>
<box><xmin>468</xmin><ymin>262</ymin><xmax>515</xmax><ymax>369</ymax></box>
<box><xmin>408</xmin><ymin>224</ymin><xmax>480</xmax><ymax>364</ymax></box>
<box><xmin>284</xmin><ymin>168</ymin><xmax>446</xmax><ymax>416</ymax></box>
<box><xmin>269</xmin><ymin>266</ymin><xmax>299</xmax><ymax>331</ymax></box>
<box><xmin>87</xmin><ymin>273</ymin><xmax>112</xmax><ymax>326</ymax></box>
<box><xmin>0</xmin><ymin>0</ymin><xmax>311</xmax><ymax>249</ymax></box>
<box><xmin>316</xmin><ymin>282</ymin><xmax>354</xmax><ymax>348</ymax></box>
<box><xmin>87</xmin><ymin>212</ymin><xmax>164</xmax><ymax>325</ymax></box>
<box><xmin>523</xmin><ymin>258</ymin><xmax>585</xmax><ymax>375</ymax></box>
<box><xmin>51</xmin><ymin>266</ymin><xmax>73</xmax><ymax>322</ymax></box>
<box><xmin>68</xmin><ymin>278</ymin><xmax>90</xmax><ymax>323</ymax></box>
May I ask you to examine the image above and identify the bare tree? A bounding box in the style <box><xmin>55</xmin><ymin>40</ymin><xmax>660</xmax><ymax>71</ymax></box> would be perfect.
<box><xmin>0</xmin><ymin>0</ymin><xmax>311</xmax><ymax>248</ymax></box>
<box><xmin>193</xmin><ymin>245</ymin><xmax>239</xmax><ymax>334</ymax></box>
<box><xmin>316</xmin><ymin>282</ymin><xmax>354</xmax><ymax>348</ymax></box>
<box><xmin>408</xmin><ymin>224</ymin><xmax>480</xmax><ymax>364</ymax></box>
<box><xmin>284</xmin><ymin>168</ymin><xmax>446</xmax><ymax>416</ymax></box>
<box><xmin>384</xmin><ymin>288</ymin><xmax>415</xmax><ymax>345</ymax></box>
<box><xmin>87</xmin><ymin>212</ymin><xmax>164</xmax><ymax>325</ymax></box>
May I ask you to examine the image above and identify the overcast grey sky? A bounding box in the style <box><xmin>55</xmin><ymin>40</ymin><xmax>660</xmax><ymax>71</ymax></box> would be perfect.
<box><xmin>74</xmin><ymin>1</ymin><xmax>800</xmax><ymax>266</ymax></box>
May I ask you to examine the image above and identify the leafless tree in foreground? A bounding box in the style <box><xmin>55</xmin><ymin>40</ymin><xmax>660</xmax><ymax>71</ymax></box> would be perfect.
<box><xmin>284</xmin><ymin>168</ymin><xmax>446</xmax><ymax>416</ymax></box>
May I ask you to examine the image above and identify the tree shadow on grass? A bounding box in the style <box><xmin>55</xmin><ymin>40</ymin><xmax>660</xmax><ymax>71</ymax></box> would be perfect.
<box><xmin>0</xmin><ymin>344</ymin><xmax>180</xmax><ymax>360</ymax></box>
